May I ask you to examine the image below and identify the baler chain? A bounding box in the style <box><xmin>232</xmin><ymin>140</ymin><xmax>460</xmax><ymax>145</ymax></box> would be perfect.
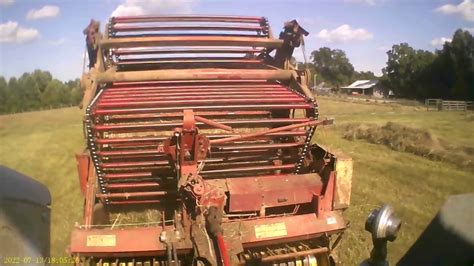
<box><xmin>295</xmin><ymin>125</ymin><xmax>316</xmax><ymax>174</ymax></box>
<box><xmin>283</xmin><ymin>84</ymin><xmax>318</xmax><ymax>175</ymax></box>
<box><xmin>82</xmin><ymin>257</ymin><xmax>183</xmax><ymax>266</ymax></box>
<box><xmin>85</xmin><ymin>89</ymin><xmax>109</xmax><ymax>204</ymax></box>
<box><xmin>239</xmin><ymin>240</ymin><xmax>329</xmax><ymax>265</ymax></box>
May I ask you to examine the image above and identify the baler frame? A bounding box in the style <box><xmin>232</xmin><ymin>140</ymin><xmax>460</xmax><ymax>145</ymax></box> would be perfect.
<box><xmin>71</xmin><ymin>15</ymin><xmax>353</xmax><ymax>266</ymax></box>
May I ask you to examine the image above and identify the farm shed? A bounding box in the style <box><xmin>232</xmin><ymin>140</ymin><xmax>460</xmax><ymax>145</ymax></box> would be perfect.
<box><xmin>341</xmin><ymin>80</ymin><xmax>384</xmax><ymax>97</ymax></box>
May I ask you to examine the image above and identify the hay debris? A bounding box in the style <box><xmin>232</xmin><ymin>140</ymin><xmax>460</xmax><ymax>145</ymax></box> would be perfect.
<box><xmin>107</xmin><ymin>208</ymin><xmax>162</xmax><ymax>227</ymax></box>
<box><xmin>343</xmin><ymin>122</ymin><xmax>474</xmax><ymax>170</ymax></box>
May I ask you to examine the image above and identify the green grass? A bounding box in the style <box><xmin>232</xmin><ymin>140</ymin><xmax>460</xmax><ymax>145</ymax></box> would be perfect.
<box><xmin>0</xmin><ymin>98</ymin><xmax>473</xmax><ymax>264</ymax></box>
<box><xmin>0</xmin><ymin>108</ymin><xmax>84</xmax><ymax>257</ymax></box>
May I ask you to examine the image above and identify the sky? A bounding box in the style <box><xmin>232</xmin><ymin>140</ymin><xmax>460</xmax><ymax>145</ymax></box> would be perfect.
<box><xmin>0</xmin><ymin>0</ymin><xmax>473</xmax><ymax>81</ymax></box>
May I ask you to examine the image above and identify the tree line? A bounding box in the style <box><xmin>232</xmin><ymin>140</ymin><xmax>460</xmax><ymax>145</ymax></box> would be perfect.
<box><xmin>0</xmin><ymin>70</ymin><xmax>83</xmax><ymax>114</ymax></box>
<box><xmin>303</xmin><ymin>28</ymin><xmax>473</xmax><ymax>101</ymax></box>
<box><xmin>0</xmin><ymin>28</ymin><xmax>472</xmax><ymax>115</ymax></box>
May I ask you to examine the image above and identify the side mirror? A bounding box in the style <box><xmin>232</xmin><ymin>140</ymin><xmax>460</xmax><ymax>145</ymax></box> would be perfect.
<box><xmin>362</xmin><ymin>204</ymin><xmax>401</xmax><ymax>266</ymax></box>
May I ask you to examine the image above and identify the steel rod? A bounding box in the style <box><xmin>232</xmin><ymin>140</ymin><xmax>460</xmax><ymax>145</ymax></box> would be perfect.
<box><xmin>93</xmin><ymin>118</ymin><xmax>309</xmax><ymax>131</ymax></box>
<box><xmin>95</xmin><ymin>68</ymin><xmax>292</xmax><ymax>83</ymax></box>
<box><xmin>112</xmin><ymin>25</ymin><xmax>264</xmax><ymax>32</ymax></box>
<box><xmin>102</xmin><ymin>91</ymin><xmax>292</xmax><ymax>98</ymax></box>
<box><xmin>94</xmin><ymin>104</ymin><xmax>312</xmax><ymax>115</ymax></box>
<box><xmin>211</xmin><ymin>119</ymin><xmax>332</xmax><ymax>144</ymax></box>
<box><xmin>101</xmin><ymin>161</ymin><xmax>169</xmax><ymax>168</ymax></box>
<box><xmin>105</xmin><ymin>182</ymin><xmax>161</xmax><ymax>189</ymax></box>
<box><xmin>117</xmin><ymin>59</ymin><xmax>263</xmax><ymax>65</ymax></box>
<box><xmin>113</xmin><ymin>48</ymin><xmax>264</xmax><ymax>56</ymax></box>
<box><xmin>97</xmin><ymin>98</ymin><xmax>305</xmax><ymax>108</ymax></box>
<box><xmin>200</xmin><ymin>164</ymin><xmax>294</xmax><ymax>174</ymax></box>
<box><xmin>104</xmin><ymin>172</ymin><xmax>153</xmax><ymax>179</ymax></box>
<box><xmin>260</xmin><ymin>247</ymin><xmax>329</xmax><ymax>262</ymax></box>
<box><xmin>100</xmin><ymin>36</ymin><xmax>282</xmax><ymax>49</ymax></box>
<box><xmin>99</xmin><ymin>94</ymin><xmax>300</xmax><ymax>102</ymax></box>
<box><xmin>96</xmin><ymin>191</ymin><xmax>169</xmax><ymax>198</ymax></box>
<box><xmin>107</xmin><ymin>83</ymin><xmax>283</xmax><ymax>90</ymax></box>
<box><xmin>112</xmin><ymin>15</ymin><xmax>264</xmax><ymax>24</ymax></box>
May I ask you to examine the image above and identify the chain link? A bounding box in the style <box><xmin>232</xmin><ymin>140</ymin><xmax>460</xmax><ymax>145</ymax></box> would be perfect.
<box><xmin>85</xmin><ymin>89</ymin><xmax>109</xmax><ymax>204</ymax></box>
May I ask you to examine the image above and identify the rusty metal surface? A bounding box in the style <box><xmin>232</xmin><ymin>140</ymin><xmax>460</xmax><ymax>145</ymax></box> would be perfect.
<box><xmin>226</xmin><ymin>173</ymin><xmax>323</xmax><ymax>212</ymax></box>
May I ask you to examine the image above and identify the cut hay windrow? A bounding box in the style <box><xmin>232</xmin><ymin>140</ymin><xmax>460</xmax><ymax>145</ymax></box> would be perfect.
<box><xmin>342</xmin><ymin>122</ymin><xmax>474</xmax><ymax>170</ymax></box>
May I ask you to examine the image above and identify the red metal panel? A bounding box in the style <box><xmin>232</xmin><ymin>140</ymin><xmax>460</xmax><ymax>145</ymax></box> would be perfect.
<box><xmin>226</xmin><ymin>174</ymin><xmax>323</xmax><ymax>212</ymax></box>
<box><xmin>70</xmin><ymin>227</ymin><xmax>192</xmax><ymax>256</ymax></box>
<box><xmin>75</xmin><ymin>153</ymin><xmax>90</xmax><ymax>195</ymax></box>
<box><xmin>70</xmin><ymin>213</ymin><xmax>344</xmax><ymax>256</ymax></box>
<box><xmin>223</xmin><ymin>212</ymin><xmax>346</xmax><ymax>248</ymax></box>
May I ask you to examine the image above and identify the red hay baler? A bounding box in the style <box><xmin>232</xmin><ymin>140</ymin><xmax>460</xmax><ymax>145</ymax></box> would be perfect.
<box><xmin>70</xmin><ymin>15</ymin><xmax>356</xmax><ymax>266</ymax></box>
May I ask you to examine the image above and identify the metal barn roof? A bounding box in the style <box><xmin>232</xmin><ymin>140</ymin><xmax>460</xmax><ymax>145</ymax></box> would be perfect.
<box><xmin>342</xmin><ymin>80</ymin><xmax>379</xmax><ymax>89</ymax></box>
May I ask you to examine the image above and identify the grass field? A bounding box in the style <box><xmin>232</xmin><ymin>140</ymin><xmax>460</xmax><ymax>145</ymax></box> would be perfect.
<box><xmin>1</xmin><ymin>97</ymin><xmax>473</xmax><ymax>264</ymax></box>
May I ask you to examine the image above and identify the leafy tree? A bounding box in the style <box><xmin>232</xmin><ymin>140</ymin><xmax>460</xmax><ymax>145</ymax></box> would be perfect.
<box><xmin>7</xmin><ymin>77</ymin><xmax>22</xmax><ymax>113</ymax></box>
<box><xmin>31</xmin><ymin>70</ymin><xmax>53</xmax><ymax>93</ymax></box>
<box><xmin>0</xmin><ymin>77</ymin><xmax>7</xmax><ymax>113</ymax></box>
<box><xmin>353</xmin><ymin>71</ymin><xmax>376</xmax><ymax>81</ymax></box>
<box><xmin>381</xmin><ymin>43</ymin><xmax>435</xmax><ymax>98</ymax></box>
<box><xmin>382</xmin><ymin>29</ymin><xmax>473</xmax><ymax>100</ymax></box>
<box><xmin>41</xmin><ymin>79</ymin><xmax>68</xmax><ymax>108</ymax></box>
<box><xmin>18</xmin><ymin>74</ymin><xmax>42</xmax><ymax>110</ymax></box>
<box><xmin>310</xmin><ymin>47</ymin><xmax>354</xmax><ymax>87</ymax></box>
<box><xmin>69</xmin><ymin>79</ymin><xmax>83</xmax><ymax>105</ymax></box>
<box><xmin>436</xmin><ymin>29</ymin><xmax>474</xmax><ymax>100</ymax></box>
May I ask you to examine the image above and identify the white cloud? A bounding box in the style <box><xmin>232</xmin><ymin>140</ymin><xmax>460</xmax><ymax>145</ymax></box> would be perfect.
<box><xmin>48</xmin><ymin>38</ymin><xmax>65</xmax><ymax>46</ymax></box>
<box><xmin>0</xmin><ymin>0</ymin><xmax>14</xmax><ymax>6</ymax></box>
<box><xmin>316</xmin><ymin>24</ymin><xmax>373</xmax><ymax>43</ymax></box>
<box><xmin>435</xmin><ymin>0</ymin><xmax>474</xmax><ymax>22</ymax></box>
<box><xmin>26</xmin><ymin>5</ymin><xmax>60</xmax><ymax>20</ymax></box>
<box><xmin>430</xmin><ymin>37</ymin><xmax>452</xmax><ymax>47</ymax></box>
<box><xmin>464</xmin><ymin>27</ymin><xmax>474</xmax><ymax>33</ymax></box>
<box><xmin>111</xmin><ymin>0</ymin><xmax>195</xmax><ymax>17</ymax></box>
<box><xmin>344</xmin><ymin>0</ymin><xmax>376</xmax><ymax>6</ymax></box>
<box><xmin>0</xmin><ymin>21</ymin><xmax>40</xmax><ymax>43</ymax></box>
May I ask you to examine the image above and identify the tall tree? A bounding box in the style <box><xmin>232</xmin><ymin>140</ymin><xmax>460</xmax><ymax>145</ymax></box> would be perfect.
<box><xmin>381</xmin><ymin>43</ymin><xmax>435</xmax><ymax>99</ymax></box>
<box><xmin>353</xmin><ymin>71</ymin><xmax>376</xmax><ymax>81</ymax></box>
<box><xmin>31</xmin><ymin>70</ymin><xmax>53</xmax><ymax>93</ymax></box>
<box><xmin>436</xmin><ymin>29</ymin><xmax>474</xmax><ymax>100</ymax></box>
<box><xmin>0</xmin><ymin>72</ymin><xmax>85</xmax><ymax>114</ymax></box>
<box><xmin>17</xmin><ymin>74</ymin><xmax>42</xmax><ymax>111</ymax></box>
<box><xmin>0</xmin><ymin>77</ymin><xmax>7</xmax><ymax>113</ymax></box>
<box><xmin>310</xmin><ymin>47</ymin><xmax>355</xmax><ymax>87</ymax></box>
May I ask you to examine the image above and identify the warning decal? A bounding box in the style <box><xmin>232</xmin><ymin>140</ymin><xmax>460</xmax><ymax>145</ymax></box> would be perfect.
<box><xmin>86</xmin><ymin>235</ymin><xmax>116</xmax><ymax>247</ymax></box>
<box><xmin>254</xmin><ymin>222</ymin><xmax>287</xmax><ymax>239</ymax></box>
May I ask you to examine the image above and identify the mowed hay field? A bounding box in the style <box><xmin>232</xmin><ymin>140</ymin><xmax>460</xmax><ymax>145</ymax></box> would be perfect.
<box><xmin>1</xmin><ymin>97</ymin><xmax>473</xmax><ymax>264</ymax></box>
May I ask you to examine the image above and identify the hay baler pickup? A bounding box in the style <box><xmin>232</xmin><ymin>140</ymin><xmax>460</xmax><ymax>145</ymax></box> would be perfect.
<box><xmin>71</xmin><ymin>15</ymin><xmax>354</xmax><ymax>266</ymax></box>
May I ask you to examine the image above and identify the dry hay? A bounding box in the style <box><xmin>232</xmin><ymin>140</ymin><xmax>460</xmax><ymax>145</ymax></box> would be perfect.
<box><xmin>107</xmin><ymin>207</ymin><xmax>162</xmax><ymax>227</ymax></box>
<box><xmin>343</xmin><ymin>122</ymin><xmax>474</xmax><ymax>170</ymax></box>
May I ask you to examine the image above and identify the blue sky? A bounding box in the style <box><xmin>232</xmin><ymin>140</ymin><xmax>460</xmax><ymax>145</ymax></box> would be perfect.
<box><xmin>0</xmin><ymin>0</ymin><xmax>473</xmax><ymax>81</ymax></box>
